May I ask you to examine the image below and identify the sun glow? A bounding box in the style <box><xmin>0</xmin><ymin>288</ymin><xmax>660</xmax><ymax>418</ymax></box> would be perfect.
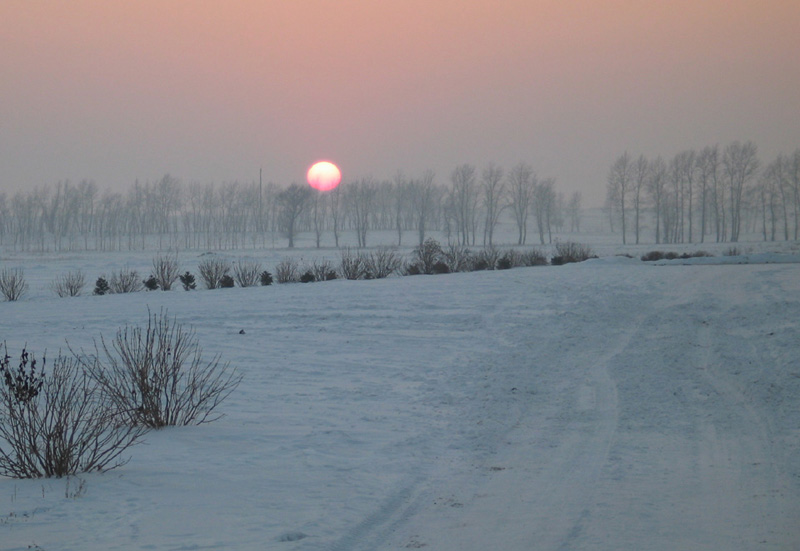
<box><xmin>306</xmin><ymin>161</ymin><xmax>342</xmax><ymax>191</ymax></box>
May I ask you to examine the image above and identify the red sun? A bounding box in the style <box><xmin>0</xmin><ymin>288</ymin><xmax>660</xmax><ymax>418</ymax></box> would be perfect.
<box><xmin>306</xmin><ymin>161</ymin><xmax>342</xmax><ymax>191</ymax></box>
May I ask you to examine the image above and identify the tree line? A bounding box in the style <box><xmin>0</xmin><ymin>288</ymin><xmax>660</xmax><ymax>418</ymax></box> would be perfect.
<box><xmin>0</xmin><ymin>164</ymin><xmax>581</xmax><ymax>252</ymax></box>
<box><xmin>606</xmin><ymin>141</ymin><xmax>800</xmax><ymax>244</ymax></box>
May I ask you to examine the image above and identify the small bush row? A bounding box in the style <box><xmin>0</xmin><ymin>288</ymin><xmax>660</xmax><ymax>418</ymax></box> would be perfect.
<box><xmin>640</xmin><ymin>250</ymin><xmax>714</xmax><ymax>262</ymax></box>
<box><xmin>5</xmin><ymin>241</ymin><xmax>596</xmax><ymax>301</ymax></box>
<box><xmin>404</xmin><ymin>239</ymin><xmax>563</xmax><ymax>275</ymax></box>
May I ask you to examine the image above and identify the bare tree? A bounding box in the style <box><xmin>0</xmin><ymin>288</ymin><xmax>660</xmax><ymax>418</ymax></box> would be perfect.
<box><xmin>311</xmin><ymin>190</ymin><xmax>327</xmax><ymax>248</ymax></box>
<box><xmin>508</xmin><ymin>163</ymin><xmax>535</xmax><ymax>245</ymax></box>
<box><xmin>392</xmin><ymin>172</ymin><xmax>410</xmax><ymax>246</ymax></box>
<box><xmin>791</xmin><ymin>149</ymin><xmax>800</xmax><ymax>240</ymax></box>
<box><xmin>607</xmin><ymin>152</ymin><xmax>633</xmax><ymax>244</ymax></box>
<box><xmin>631</xmin><ymin>154</ymin><xmax>648</xmax><ymax>244</ymax></box>
<box><xmin>277</xmin><ymin>183</ymin><xmax>312</xmax><ymax>248</ymax></box>
<box><xmin>409</xmin><ymin>170</ymin><xmax>438</xmax><ymax>247</ymax></box>
<box><xmin>566</xmin><ymin>191</ymin><xmax>582</xmax><ymax>232</ymax></box>
<box><xmin>347</xmin><ymin>178</ymin><xmax>378</xmax><ymax>248</ymax></box>
<box><xmin>647</xmin><ymin>157</ymin><xmax>668</xmax><ymax>244</ymax></box>
<box><xmin>696</xmin><ymin>146</ymin><xmax>719</xmax><ymax>243</ymax></box>
<box><xmin>532</xmin><ymin>177</ymin><xmax>557</xmax><ymax>244</ymax></box>
<box><xmin>449</xmin><ymin>164</ymin><xmax>480</xmax><ymax>245</ymax></box>
<box><xmin>760</xmin><ymin>155</ymin><xmax>791</xmax><ymax>241</ymax></box>
<box><xmin>723</xmin><ymin>141</ymin><xmax>760</xmax><ymax>242</ymax></box>
<box><xmin>481</xmin><ymin>163</ymin><xmax>505</xmax><ymax>246</ymax></box>
<box><xmin>328</xmin><ymin>185</ymin><xmax>344</xmax><ymax>248</ymax></box>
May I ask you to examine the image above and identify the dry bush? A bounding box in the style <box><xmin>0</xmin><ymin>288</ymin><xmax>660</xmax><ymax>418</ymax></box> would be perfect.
<box><xmin>405</xmin><ymin>238</ymin><xmax>445</xmax><ymax>275</ymax></box>
<box><xmin>551</xmin><ymin>242</ymin><xmax>595</xmax><ymax>265</ymax></box>
<box><xmin>497</xmin><ymin>250</ymin><xmax>523</xmax><ymax>270</ymax></box>
<box><xmin>519</xmin><ymin>248</ymin><xmax>548</xmax><ymax>266</ymax></box>
<box><xmin>52</xmin><ymin>270</ymin><xmax>86</xmax><ymax>297</ymax></box>
<box><xmin>338</xmin><ymin>248</ymin><xmax>368</xmax><ymax>280</ymax></box>
<box><xmin>110</xmin><ymin>267</ymin><xmax>143</xmax><ymax>293</ymax></box>
<box><xmin>309</xmin><ymin>259</ymin><xmax>337</xmax><ymax>281</ymax></box>
<box><xmin>366</xmin><ymin>247</ymin><xmax>402</xmax><ymax>278</ymax></box>
<box><xmin>0</xmin><ymin>346</ymin><xmax>147</xmax><ymax>478</ymax></box>
<box><xmin>641</xmin><ymin>250</ymin><xmax>666</xmax><ymax>262</ymax></box>
<box><xmin>151</xmin><ymin>254</ymin><xmax>180</xmax><ymax>291</ymax></box>
<box><xmin>84</xmin><ymin>310</ymin><xmax>242</xmax><ymax>428</ymax></box>
<box><xmin>198</xmin><ymin>257</ymin><xmax>231</xmax><ymax>289</ymax></box>
<box><xmin>472</xmin><ymin>247</ymin><xmax>500</xmax><ymax>270</ymax></box>
<box><xmin>0</xmin><ymin>268</ymin><xmax>28</xmax><ymax>301</ymax></box>
<box><xmin>275</xmin><ymin>258</ymin><xmax>300</xmax><ymax>283</ymax></box>
<box><xmin>233</xmin><ymin>260</ymin><xmax>262</xmax><ymax>287</ymax></box>
<box><xmin>443</xmin><ymin>244</ymin><xmax>473</xmax><ymax>273</ymax></box>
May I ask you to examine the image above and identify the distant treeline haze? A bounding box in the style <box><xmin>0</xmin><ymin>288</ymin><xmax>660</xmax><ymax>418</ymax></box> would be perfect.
<box><xmin>606</xmin><ymin>141</ymin><xmax>800</xmax><ymax>244</ymax></box>
<box><xmin>0</xmin><ymin>164</ymin><xmax>582</xmax><ymax>252</ymax></box>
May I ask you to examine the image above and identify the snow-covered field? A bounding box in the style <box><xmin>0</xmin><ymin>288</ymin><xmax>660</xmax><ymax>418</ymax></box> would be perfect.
<box><xmin>1</xmin><ymin>231</ymin><xmax>799</xmax><ymax>550</ymax></box>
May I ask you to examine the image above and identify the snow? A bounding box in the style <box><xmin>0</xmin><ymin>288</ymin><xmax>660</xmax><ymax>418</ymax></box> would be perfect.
<box><xmin>1</xmin><ymin>235</ymin><xmax>799</xmax><ymax>550</ymax></box>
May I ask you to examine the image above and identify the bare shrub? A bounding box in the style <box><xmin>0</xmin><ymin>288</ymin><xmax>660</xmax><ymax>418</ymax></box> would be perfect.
<box><xmin>338</xmin><ymin>248</ymin><xmax>368</xmax><ymax>280</ymax></box>
<box><xmin>84</xmin><ymin>310</ymin><xmax>242</xmax><ymax>428</ymax></box>
<box><xmin>679</xmin><ymin>250</ymin><xmax>713</xmax><ymax>259</ymax></box>
<box><xmin>443</xmin><ymin>244</ymin><xmax>473</xmax><ymax>273</ymax></box>
<box><xmin>309</xmin><ymin>259</ymin><xmax>337</xmax><ymax>281</ymax></box>
<box><xmin>198</xmin><ymin>257</ymin><xmax>231</xmax><ymax>289</ymax></box>
<box><xmin>405</xmin><ymin>238</ymin><xmax>445</xmax><ymax>275</ymax></box>
<box><xmin>551</xmin><ymin>241</ymin><xmax>595</xmax><ymax>265</ymax></box>
<box><xmin>497</xmin><ymin>250</ymin><xmax>522</xmax><ymax>270</ymax></box>
<box><xmin>151</xmin><ymin>254</ymin><xmax>180</xmax><ymax>291</ymax></box>
<box><xmin>366</xmin><ymin>247</ymin><xmax>402</xmax><ymax>278</ymax></box>
<box><xmin>52</xmin><ymin>270</ymin><xmax>86</xmax><ymax>297</ymax></box>
<box><xmin>0</xmin><ymin>346</ymin><xmax>147</xmax><ymax>478</ymax></box>
<box><xmin>233</xmin><ymin>260</ymin><xmax>262</xmax><ymax>287</ymax></box>
<box><xmin>110</xmin><ymin>267</ymin><xmax>143</xmax><ymax>293</ymax></box>
<box><xmin>472</xmin><ymin>247</ymin><xmax>500</xmax><ymax>270</ymax></box>
<box><xmin>520</xmin><ymin>248</ymin><xmax>548</xmax><ymax>266</ymax></box>
<box><xmin>275</xmin><ymin>258</ymin><xmax>300</xmax><ymax>283</ymax></box>
<box><xmin>724</xmin><ymin>246</ymin><xmax>741</xmax><ymax>257</ymax></box>
<box><xmin>0</xmin><ymin>268</ymin><xmax>27</xmax><ymax>301</ymax></box>
<box><xmin>641</xmin><ymin>250</ymin><xmax>666</xmax><ymax>262</ymax></box>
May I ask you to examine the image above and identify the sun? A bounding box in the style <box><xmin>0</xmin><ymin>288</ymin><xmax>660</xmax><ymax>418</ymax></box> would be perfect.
<box><xmin>306</xmin><ymin>161</ymin><xmax>342</xmax><ymax>191</ymax></box>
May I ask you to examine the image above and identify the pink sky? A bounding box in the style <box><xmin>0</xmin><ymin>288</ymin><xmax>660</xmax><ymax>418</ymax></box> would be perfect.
<box><xmin>2</xmin><ymin>0</ymin><xmax>799</xmax><ymax>205</ymax></box>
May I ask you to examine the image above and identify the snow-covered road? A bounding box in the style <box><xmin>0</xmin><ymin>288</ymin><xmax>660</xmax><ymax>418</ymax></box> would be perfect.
<box><xmin>375</xmin><ymin>262</ymin><xmax>800</xmax><ymax>550</ymax></box>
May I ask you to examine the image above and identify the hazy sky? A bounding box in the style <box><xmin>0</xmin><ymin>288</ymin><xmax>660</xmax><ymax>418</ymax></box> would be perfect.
<box><xmin>2</xmin><ymin>1</ymin><xmax>799</xmax><ymax>206</ymax></box>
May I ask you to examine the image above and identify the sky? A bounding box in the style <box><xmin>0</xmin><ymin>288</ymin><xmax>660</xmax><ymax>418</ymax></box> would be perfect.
<box><xmin>1</xmin><ymin>0</ymin><xmax>799</xmax><ymax>207</ymax></box>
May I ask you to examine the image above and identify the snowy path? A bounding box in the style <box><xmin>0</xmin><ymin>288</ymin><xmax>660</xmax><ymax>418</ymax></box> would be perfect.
<box><xmin>378</xmin><ymin>263</ymin><xmax>800</xmax><ymax>550</ymax></box>
<box><xmin>0</xmin><ymin>259</ymin><xmax>798</xmax><ymax>550</ymax></box>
